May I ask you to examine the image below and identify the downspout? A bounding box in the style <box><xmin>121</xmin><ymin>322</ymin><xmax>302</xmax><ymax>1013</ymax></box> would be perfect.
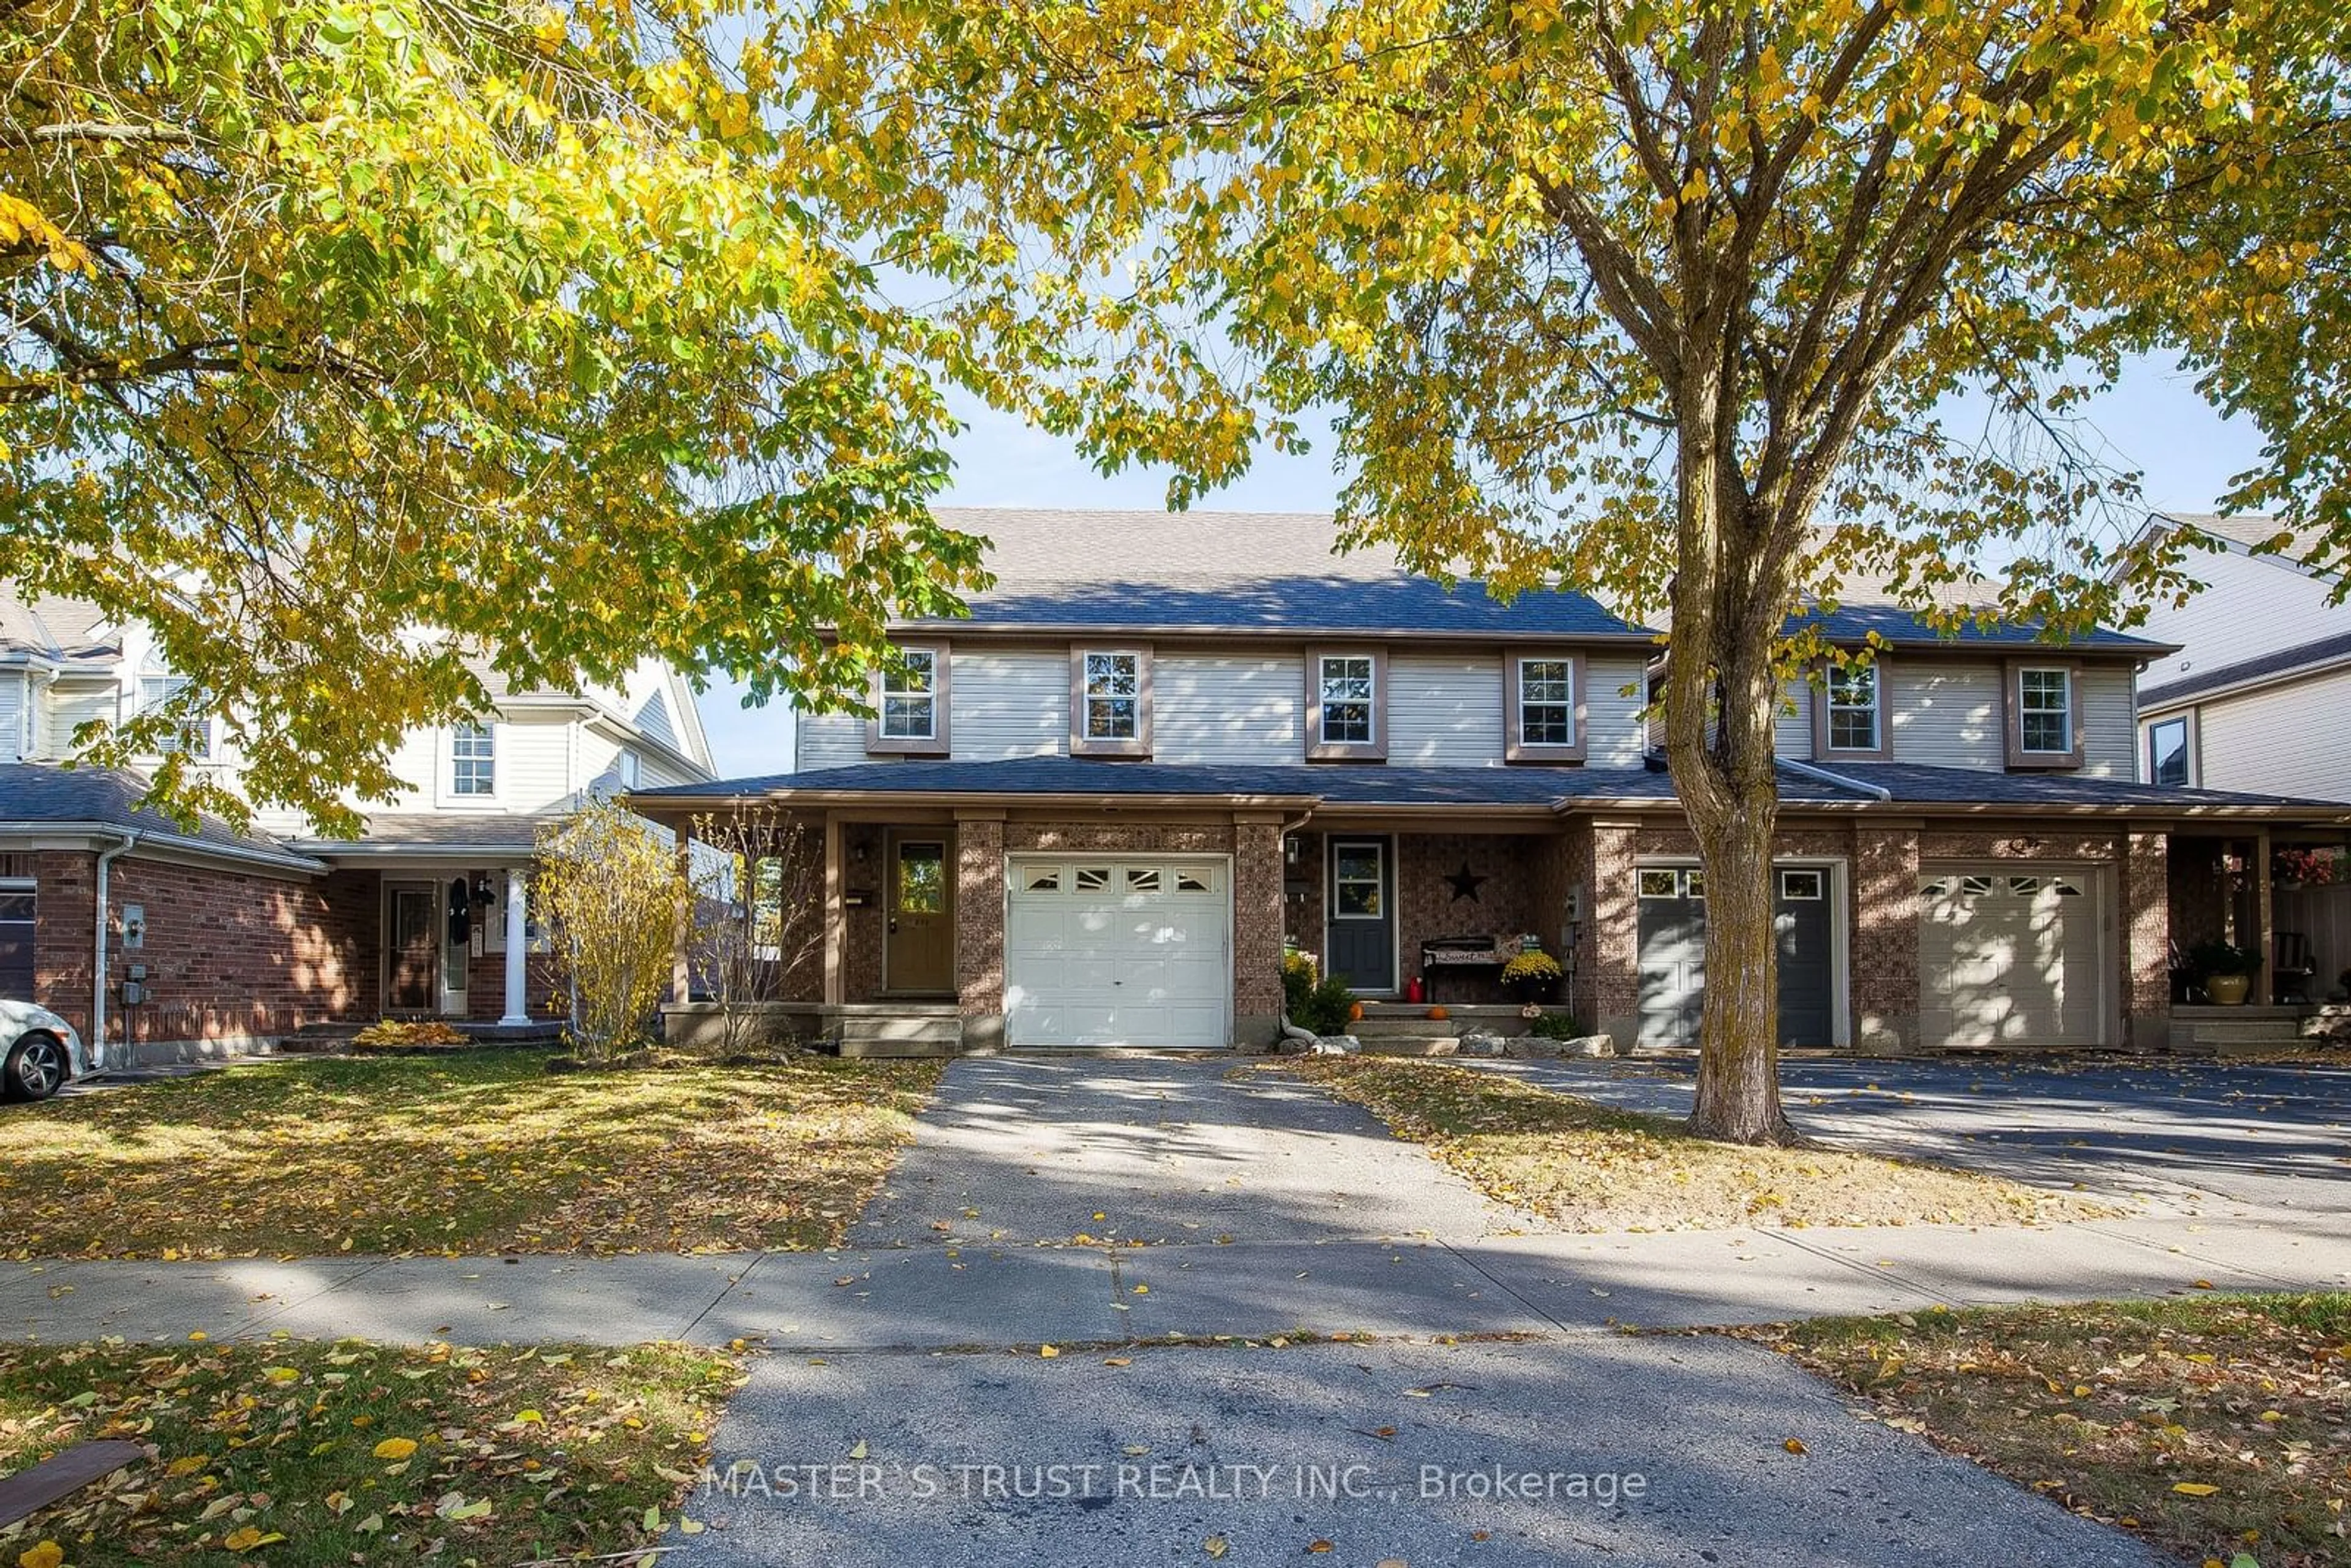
<box><xmin>92</xmin><ymin>829</ymin><xmax>139</xmax><ymax>1072</ymax></box>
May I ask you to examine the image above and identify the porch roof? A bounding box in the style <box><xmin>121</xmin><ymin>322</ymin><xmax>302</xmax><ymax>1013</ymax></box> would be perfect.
<box><xmin>632</xmin><ymin>755</ymin><xmax>2351</xmax><ymax>823</ymax></box>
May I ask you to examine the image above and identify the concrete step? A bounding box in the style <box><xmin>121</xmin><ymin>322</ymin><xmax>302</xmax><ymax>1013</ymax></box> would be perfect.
<box><xmin>1357</xmin><ymin>1037</ymin><xmax>1461</xmax><ymax>1057</ymax></box>
<box><xmin>838</xmin><ymin>1015</ymin><xmax>964</xmax><ymax>1045</ymax></box>
<box><xmin>2180</xmin><ymin>1019</ymin><xmax>2308</xmax><ymax>1045</ymax></box>
<box><xmin>1349</xmin><ymin>1015</ymin><xmax>1464</xmax><ymax>1040</ymax></box>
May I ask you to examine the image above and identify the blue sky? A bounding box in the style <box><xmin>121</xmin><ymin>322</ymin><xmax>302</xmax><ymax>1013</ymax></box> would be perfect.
<box><xmin>694</xmin><ymin>354</ymin><xmax>2268</xmax><ymax>778</ymax></box>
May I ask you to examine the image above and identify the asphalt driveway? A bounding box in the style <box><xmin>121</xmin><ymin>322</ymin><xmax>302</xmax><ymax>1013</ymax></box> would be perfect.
<box><xmin>1477</xmin><ymin>1056</ymin><xmax>2351</xmax><ymax>1215</ymax></box>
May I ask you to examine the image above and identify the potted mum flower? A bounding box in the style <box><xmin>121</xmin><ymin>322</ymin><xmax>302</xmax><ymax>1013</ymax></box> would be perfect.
<box><xmin>1501</xmin><ymin>944</ymin><xmax>1564</xmax><ymax>1005</ymax></box>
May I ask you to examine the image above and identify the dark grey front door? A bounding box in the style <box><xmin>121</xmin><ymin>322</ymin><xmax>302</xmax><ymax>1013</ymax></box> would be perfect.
<box><xmin>1772</xmin><ymin>867</ymin><xmax>1835</xmax><ymax>1045</ymax></box>
<box><xmin>1635</xmin><ymin>865</ymin><xmax>1835</xmax><ymax>1048</ymax></box>
<box><xmin>1325</xmin><ymin>838</ymin><xmax>1396</xmax><ymax>994</ymax></box>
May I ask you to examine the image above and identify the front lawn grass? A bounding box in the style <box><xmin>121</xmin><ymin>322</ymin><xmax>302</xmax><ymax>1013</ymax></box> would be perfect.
<box><xmin>0</xmin><ymin>1335</ymin><xmax>743</xmax><ymax>1566</ymax></box>
<box><xmin>1753</xmin><ymin>1293</ymin><xmax>2351</xmax><ymax>1568</ymax></box>
<box><xmin>1</xmin><ymin>1051</ymin><xmax>941</xmax><ymax>1259</ymax></box>
<box><xmin>1284</xmin><ymin>1057</ymin><xmax>2109</xmax><ymax>1229</ymax></box>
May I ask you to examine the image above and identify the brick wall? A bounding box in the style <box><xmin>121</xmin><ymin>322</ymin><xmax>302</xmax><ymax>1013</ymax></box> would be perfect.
<box><xmin>2123</xmin><ymin>830</ymin><xmax>2172</xmax><ymax>1044</ymax></box>
<box><xmin>29</xmin><ymin>849</ymin><xmax>96</xmax><ymax>1035</ymax></box>
<box><xmin>462</xmin><ymin>949</ymin><xmax>562</xmax><ymax>1021</ymax></box>
<box><xmin>86</xmin><ymin>857</ymin><xmax>378</xmax><ymax>1046</ymax></box>
<box><xmin>1395</xmin><ymin>831</ymin><xmax>1547</xmax><ymax>1005</ymax></box>
<box><xmin>953</xmin><ymin>815</ymin><xmax>1007</xmax><ymax>1024</ymax></box>
<box><xmin>1589</xmin><ymin>821</ymin><xmax>1641</xmax><ymax>1040</ymax></box>
<box><xmin>1852</xmin><ymin>825</ymin><xmax>1921</xmax><ymax>1049</ymax></box>
<box><xmin>1232</xmin><ymin>819</ymin><xmax>1285</xmax><ymax>1041</ymax></box>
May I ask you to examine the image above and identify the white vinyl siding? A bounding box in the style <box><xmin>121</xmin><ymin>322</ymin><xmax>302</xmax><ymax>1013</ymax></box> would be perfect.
<box><xmin>1387</xmin><ymin>653</ymin><xmax>1502</xmax><ymax>763</ymax></box>
<box><xmin>1774</xmin><ymin>678</ymin><xmax>1813</xmax><ymax>759</ymax></box>
<box><xmin>2075</xmin><ymin>666</ymin><xmax>2135</xmax><ymax>778</ymax></box>
<box><xmin>0</xmin><ymin>670</ymin><xmax>23</xmax><ymax>762</ymax></box>
<box><xmin>2135</xmin><ymin>547</ymin><xmax>2339</xmax><ymax>690</ymax></box>
<box><xmin>940</xmin><ymin>647</ymin><xmax>1067</xmax><ymax>758</ymax></box>
<box><xmin>1155</xmin><ymin>653</ymin><xmax>1303</xmax><ymax>764</ymax></box>
<box><xmin>43</xmin><ymin>681</ymin><xmax>115</xmax><ymax>759</ymax></box>
<box><xmin>2195</xmin><ymin>666</ymin><xmax>2351</xmax><ymax>801</ymax></box>
<box><xmin>795</xmin><ymin>711</ymin><xmax>869</xmax><ymax>771</ymax></box>
<box><xmin>1884</xmin><ymin>663</ymin><xmax>2004</xmax><ymax>768</ymax></box>
<box><xmin>1584</xmin><ymin>655</ymin><xmax>1650</xmax><ymax>767</ymax></box>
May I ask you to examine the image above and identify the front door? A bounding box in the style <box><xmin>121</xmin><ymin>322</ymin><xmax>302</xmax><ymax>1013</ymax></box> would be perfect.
<box><xmin>885</xmin><ymin>833</ymin><xmax>955</xmax><ymax>994</ymax></box>
<box><xmin>1325</xmin><ymin>837</ymin><xmax>1397</xmax><ymax>994</ymax></box>
<box><xmin>389</xmin><ymin>888</ymin><xmax>438</xmax><ymax>1010</ymax></box>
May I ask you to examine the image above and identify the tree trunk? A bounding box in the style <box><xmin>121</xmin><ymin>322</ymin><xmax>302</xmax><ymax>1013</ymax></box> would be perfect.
<box><xmin>1687</xmin><ymin>798</ymin><xmax>1796</xmax><ymax>1142</ymax></box>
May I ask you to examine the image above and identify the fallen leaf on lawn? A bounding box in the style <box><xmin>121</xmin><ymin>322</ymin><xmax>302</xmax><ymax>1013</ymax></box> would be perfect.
<box><xmin>2172</xmin><ymin>1482</ymin><xmax>2221</xmax><ymax>1496</ymax></box>
<box><xmin>165</xmin><ymin>1455</ymin><xmax>208</xmax><ymax>1477</ymax></box>
<box><xmin>354</xmin><ymin>1514</ymin><xmax>383</xmax><ymax>1535</ymax></box>
<box><xmin>1782</xmin><ymin>1438</ymin><xmax>1808</xmax><ymax>1455</ymax></box>
<box><xmin>18</xmin><ymin>1544</ymin><xmax>64</xmax><ymax>1568</ymax></box>
<box><xmin>372</xmin><ymin>1437</ymin><xmax>418</xmax><ymax>1461</ymax></box>
<box><xmin>680</xmin><ymin>1518</ymin><xmax>706</xmax><ymax>1536</ymax></box>
<box><xmin>221</xmin><ymin>1526</ymin><xmax>282</xmax><ymax>1551</ymax></box>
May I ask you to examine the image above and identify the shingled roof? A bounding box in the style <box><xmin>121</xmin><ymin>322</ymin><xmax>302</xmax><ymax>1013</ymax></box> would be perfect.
<box><xmin>0</xmin><ymin>763</ymin><xmax>323</xmax><ymax>868</ymax></box>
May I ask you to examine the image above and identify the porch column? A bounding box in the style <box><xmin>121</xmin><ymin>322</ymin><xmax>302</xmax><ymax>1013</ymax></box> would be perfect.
<box><xmin>822</xmin><ymin>812</ymin><xmax>844</xmax><ymax>1006</ymax></box>
<box><xmin>1589</xmin><ymin>818</ymin><xmax>1643</xmax><ymax>1048</ymax></box>
<box><xmin>2121</xmin><ymin>830</ymin><xmax>2171</xmax><ymax>1050</ymax></box>
<box><xmin>953</xmin><ymin>809</ymin><xmax>1006</xmax><ymax>1050</ymax></box>
<box><xmin>1232</xmin><ymin>812</ymin><xmax>1289</xmax><ymax>1048</ymax></box>
<box><xmin>498</xmin><ymin>869</ymin><xmax>531</xmax><ymax>1026</ymax></box>
<box><xmin>672</xmin><ymin>821</ymin><xmax>694</xmax><ymax>1004</ymax></box>
<box><xmin>2255</xmin><ymin>827</ymin><xmax>2276</xmax><ymax>1003</ymax></box>
<box><xmin>1853</xmin><ymin>820</ymin><xmax>1922</xmax><ymax>1052</ymax></box>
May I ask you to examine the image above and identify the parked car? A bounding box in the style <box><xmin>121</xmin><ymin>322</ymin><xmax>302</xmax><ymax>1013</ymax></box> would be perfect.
<box><xmin>1</xmin><ymin>999</ymin><xmax>92</xmax><ymax>1101</ymax></box>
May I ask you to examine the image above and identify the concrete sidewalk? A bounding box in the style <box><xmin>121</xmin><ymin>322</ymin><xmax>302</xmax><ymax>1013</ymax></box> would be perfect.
<box><xmin>6</xmin><ymin>1210</ymin><xmax>2344</xmax><ymax>1349</ymax></box>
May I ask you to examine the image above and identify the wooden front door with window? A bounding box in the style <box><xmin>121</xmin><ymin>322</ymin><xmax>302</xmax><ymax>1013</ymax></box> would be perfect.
<box><xmin>389</xmin><ymin>887</ymin><xmax>438</xmax><ymax>1010</ymax></box>
<box><xmin>885</xmin><ymin>834</ymin><xmax>955</xmax><ymax>994</ymax></box>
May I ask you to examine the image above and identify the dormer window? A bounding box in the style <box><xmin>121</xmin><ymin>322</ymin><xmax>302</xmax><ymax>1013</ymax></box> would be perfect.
<box><xmin>451</xmin><ymin>721</ymin><xmax>496</xmax><ymax>795</ymax></box>
<box><xmin>2004</xmin><ymin>659</ymin><xmax>2084</xmax><ymax>769</ymax></box>
<box><xmin>1305</xmin><ymin>648</ymin><xmax>1387</xmax><ymax>761</ymax></box>
<box><xmin>1504</xmin><ymin>651</ymin><xmax>1587</xmax><ymax>763</ymax></box>
<box><xmin>1070</xmin><ymin>647</ymin><xmax>1152</xmax><ymax>757</ymax></box>
<box><xmin>1815</xmin><ymin>660</ymin><xmax>1890</xmax><ymax>759</ymax></box>
<box><xmin>866</xmin><ymin>643</ymin><xmax>951</xmax><ymax>756</ymax></box>
<box><xmin>137</xmin><ymin>670</ymin><xmax>211</xmax><ymax>759</ymax></box>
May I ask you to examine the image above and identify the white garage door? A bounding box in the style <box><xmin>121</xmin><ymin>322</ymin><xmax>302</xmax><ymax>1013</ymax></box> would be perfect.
<box><xmin>1005</xmin><ymin>857</ymin><xmax>1232</xmax><ymax>1048</ymax></box>
<box><xmin>1919</xmin><ymin>868</ymin><xmax>2106</xmax><ymax>1049</ymax></box>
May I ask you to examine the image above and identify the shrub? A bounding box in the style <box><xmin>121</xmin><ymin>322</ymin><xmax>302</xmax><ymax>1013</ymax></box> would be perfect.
<box><xmin>1524</xmin><ymin>1011</ymin><xmax>1585</xmax><ymax>1041</ymax></box>
<box><xmin>537</xmin><ymin>797</ymin><xmax>694</xmax><ymax>1063</ymax></box>
<box><xmin>1280</xmin><ymin>951</ymin><xmax>1357</xmax><ymax>1036</ymax></box>
<box><xmin>2186</xmin><ymin>939</ymin><xmax>2261</xmax><ymax>978</ymax></box>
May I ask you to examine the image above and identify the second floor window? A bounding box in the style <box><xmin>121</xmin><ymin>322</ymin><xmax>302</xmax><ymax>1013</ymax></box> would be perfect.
<box><xmin>1318</xmin><ymin>655</ymin><xmax>1376</xmax><ymax>745</ymax></box>
<box><xmin>881</xmin><ymin>650</ymin><xmax>937</xmax><ymax>740</ymax></box>
<box><xmin>2148</xmin><ymin>716</ymin><xmax>2189</xmax><ymax>787</ymax></box>
<box><xmin>1518</xmin><ymin>659</ymin><xmax>1575</xmax><ymax>745</ymax></box>
<box><xmin>1824</xmin><ymin>664</ymin><xmax>1881</xmax><ymax>752</ymax></box>
<box><xmin>451</xmin><ymin>721</ymin><xmax>495</xmax><ymax>795</ymax></box>
<box><xmin>2017</xmin><ymin>667</ymin><xmax>2073</xmax><ymax>754</ymax></box>
<box><xmin>1082</xmin><ymin>652</ymin><xmax>1140</xmax><ymax>740</ymax></box>
<box><xmin>138</xmin><ymin>673</ymin><xmax>211</xmax><ymax>759</ymax></box>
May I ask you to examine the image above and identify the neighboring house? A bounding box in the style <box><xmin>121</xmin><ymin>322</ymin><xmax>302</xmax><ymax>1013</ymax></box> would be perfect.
<box><xmin>2126</xmin><ymin>511</ymin><xmax>2351</xmax><ymax>994</ymax></box>
<box><xmin>0</xmin><ymin>595</ymin><xmax>718</xmax><ymax>1066</ymax></box>
<box><xmin>632</xmin><ymin>508</ymin><xmax>2349</xmax><ymax>1057</ymax></box>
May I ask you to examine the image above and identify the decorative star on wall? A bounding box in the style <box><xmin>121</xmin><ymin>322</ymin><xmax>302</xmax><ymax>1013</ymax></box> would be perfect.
<box><xmin>1445</xmin><ymin>863</ymin><xmax>1487</xmax><ymax>902</ymax></box>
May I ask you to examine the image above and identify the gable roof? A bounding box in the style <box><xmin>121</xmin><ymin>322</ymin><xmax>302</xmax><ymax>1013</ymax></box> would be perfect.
<box><xmin>2153</xmin><ymin>511</ymin><xmax>2333</xmax><ymax>572</ymax></box>
<box><xmin>906</xmin><ymin>509</ymin><xmax>1650</xmax><ymax>642</ymax></box>
<box><xmin>0</xmin><ymin>763</ymin><xmax>325</xmax><ymax>870</ymax></box>
<box><xmin>2138</xmin><ymin>626</ymin><xmax>2351</xmax><ymax>711</ymax></box>
<box><xmin>0</xmin><ymin>596</ymin><xmax>118</xmax><ymax>665</ymax></box>
<box><xmin>1793</xmin><ymin>558</ymin><xmax>2169</xmax><ymax>653</ymax></box>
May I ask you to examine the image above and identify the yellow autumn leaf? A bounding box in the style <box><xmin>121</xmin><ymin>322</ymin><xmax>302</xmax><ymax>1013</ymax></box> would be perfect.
<box><xmin>165</xmin><ymin>1455</ymin><xmax>208</xmax><ymax>1477</ymax></box>
<box><xmin>1204</xmin><ymin>1539</ymin><xmax>1228</xmax><ymax>1559</ymax></box>
<box><xmin>18</xmin><ymin>1543</ymin><xmax>65</xmax><ymax>1568</ymax></box>
<box><xmin>222</xmin><ymin>1526</ymin><xmax>266</xmax><ymax>1551</ymax></box>
<box><xmin>1039</xmin><ymin>1344</ymin><xmax>1060</xmax><ymax>1358</ymax></box>
<box><xmin>1782</xmin><ymin>1438</ymin><xmax>1808</xmax><ymax>1454</ymax></box>
<box><xmin>2173</xmin><ymin>1482</ymin><xmax>2221</xmax><ymax>1496</ymax></box>
<box><xmin>372</xmin><ymin>1437</ymin><xmax>419</xmax><ymax>1461</ymax></box>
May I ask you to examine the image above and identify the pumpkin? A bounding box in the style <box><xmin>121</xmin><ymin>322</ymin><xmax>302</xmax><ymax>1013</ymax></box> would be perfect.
<box><xmin>1427</xmin><ymin>1005</ymin><xmax>1449</xmax><ymax>1021</ymax></box>
<box><xmin>1347</xmin><ymin>1001</ymin><xmax>1365</xmax><ymax>1021</ymax></box>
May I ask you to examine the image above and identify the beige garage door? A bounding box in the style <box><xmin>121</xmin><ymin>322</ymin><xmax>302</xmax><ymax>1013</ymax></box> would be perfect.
<box><xmin>1919</xmin><ymin>868</ymin><xmax>2106</xmax><ymax>1049</ymax></box>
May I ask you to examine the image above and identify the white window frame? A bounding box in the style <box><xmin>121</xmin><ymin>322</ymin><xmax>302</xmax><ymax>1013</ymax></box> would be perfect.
<box><xmin>1821</xmin><ymin>662</ymin><xmax>1884</xmax><ymax>756</ymax></box>
<box><xmin>1304</xmin><ymin>648</ymin><xmax>1387</xmax><ymax>761</ymax></box>
<box><xmin>450</xmin><ymin>720</ymin><xmax>497</xmax><ymax>797</ymax></box>
<box><xmin>2146</xmin><ymin>715</ymin><xmax>2191</xmax><ymax>788</ymax></box>
<box><xmin>137</xmin><ymin>672</ymin><xmax>212</xmax><ymax>759</ymax></box>
<box><xmin>1070</xmin><ymin>645</ymin><xmax>1152</xmax><ymax>757</ymax></box>
<box><xmin>866</xmin><ymin>642</ymin><xmax>951</xmax><ymax>756</ymax></box>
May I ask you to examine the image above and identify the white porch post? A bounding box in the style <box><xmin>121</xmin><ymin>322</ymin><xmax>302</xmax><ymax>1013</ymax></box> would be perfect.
<box><xmin>498</xmin><ymin>868</ymin><xmax>531</xmax><ymax>1026</ymax></box>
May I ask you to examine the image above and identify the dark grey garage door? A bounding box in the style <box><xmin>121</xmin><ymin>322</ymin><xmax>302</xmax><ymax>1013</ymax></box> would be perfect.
<box><xmin>1636</xmin><ymin>866</ymin><xmax>1835</xmax><ymax>1049</ymax></box>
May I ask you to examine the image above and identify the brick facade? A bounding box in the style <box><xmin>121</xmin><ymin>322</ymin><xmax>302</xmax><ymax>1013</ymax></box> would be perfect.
<box><xmin>953</xmin><ymin>812</ymin><xmax>1007</xmax><ymax>1046</ymax></box>
<box><xmin>31</xmin><ymin>852</ymin><xmax>380</xmax><ymax>1051</ymax></box>
<box><xmin>1851</xmin><ymin>825</ymin><xmax>1922</xmax><ymax>1049</ymax></box>
<box><xmin>1231</xmin><ymin>817</ymin><xmax>1286</xmax><ymax>1043</ymax></box>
